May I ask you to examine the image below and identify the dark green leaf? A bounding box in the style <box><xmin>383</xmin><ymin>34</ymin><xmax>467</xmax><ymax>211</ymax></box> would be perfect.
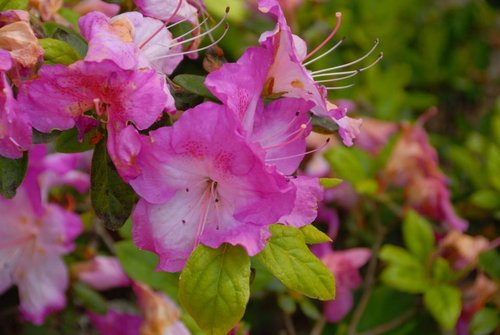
<box><xmin>256</xmin><ymin>225</ymin><xmax>335</xmax><ymax>300</ymax></box>
<box><xmin>115</xmin><ymin>241</ymin><xmax>179</xmax><ymax>298</ymax></box>
<box><xmin>423</xmin><ymin>285</ymin><xmax>461</xmax><ymax>330</ymax></box>
<box><xmin>90</xmin><ymin>140</ymin><xmax>137</xmax><ymax>230</ymax></box>
<box><xmin>39</xmin><ymin>38</ymin><xmax>81</xmax><ymax>65</ymax></box>
<box><xmin>0</xmin><ymin>153</ymin><xmax>28</xmax><ymax>199</ymax></box>
<box><xmin>179</xmin><ymin>244</ymin><xmax>250</xmax><ymax>335</ymax></box>
<box><xmin>72</xmin><ymin>282</ymin><xmax>108</xmax><ymax>314</ymax></box>
<box><xmin>311</xmin><ymin>115</ymin><xmax>339</xmax><ymax>134</ymax></box>
<box><xmin>479</xmin><ymin>249</ymin><xmax>500</xmax><ymax>280</ymax></box>
<box><xmin>56</xmin><ymin>127</ymin><xmax>96</xmax><ymax>153</ymax></box>
<box><xmin>173</xmin><ymin>74</ymin><xmax>216</xmax><ymax>100</ymax></box>
<box><xmin>43</xmin><ymin>23</ymin><xmax>88</xmax><ymax>57</ymax></box>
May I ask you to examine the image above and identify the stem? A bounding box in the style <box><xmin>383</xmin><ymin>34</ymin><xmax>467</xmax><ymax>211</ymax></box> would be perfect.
<box><xmin>310</xmin><ymin>316</ymin><xmax>326</xmax><ymax>335</ymax></box>
<box><xmin>283</xmin><ymin>312</ymin><xmax>297</xmax><ymax>335</ymax></box>
<box><xmin>347</xmin><ymin>220</ymin><xmax>386</xmax><ymax>335</ymax></box>
<box><xmin>94</xmin><ymin>218</ymin><xmax>116</xmax><ymax>254</ymax></box>
<box><xmin>356</xmin><ymin>308</ymin><xmax>416</xmax><ymax>335</ymax></box>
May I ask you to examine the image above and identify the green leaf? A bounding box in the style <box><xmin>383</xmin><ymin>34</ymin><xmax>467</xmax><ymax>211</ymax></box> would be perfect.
<box><xmin>256</xmin><ymin>225</ymin><xmax>335</xmax><ymax>300</ymax></box>
<box><xmin>300</xmin><ymin>225</ymin><xmax>332</xmax><ymax>244</ymax></box>
<box><xmin>115</xmin><ymin>241</ymin><xmax>179</xmax><ymax>298</ymax></box>
<box><xmin>487</xmin><ymin>144</ymin><xmax>500</xmax><ymax>191</ymax></box>
<box><xmin>423</xmin><ymin>285</ymin><xmax>461</xmax><ymax>330</ymax></box>
<box><xmin>479</xmin><ymin>249</ymin><xmax>500</xmax><ymax>280</ymax></box>
<box><xmin>56</xmin><ymin>127</ymin><xmax>98</xmax><ymax>153</ymax></box>
<box><xmin>469</xmin><ymin>307</ymin><xmax>499</xmax><ymax>335</ymax></box>
<box><xmin>311</xmin><ymin>116</ymin><xmax>339</xmax><ymax>134</ymax></box>
<box><xmin>431</xmin><ymin>257</ymin><xmax>453</xmax><ymax>282</ymax></box>
<box><xmin>72</xmin><ymin>282</ymin><xmax>108</xmax><ymax>314</ymax></box>
<box><xmin>299</xmin><ymin>299</ymin><xmax>321</xmax><ymax>320</ymax></box>
<box><xmin>179</xmin><ymin>244</ymin><xmax>250</xmax><ymax>335</ymax></box>
<box><xmin>402</xmin><ymin>211</ymin><xmax>435</xmax><ymax>262</ymax></box>
<box><xmin>58</xmin><ymin>8</ymin><xmax>81</xmax><ymax>28</ymax></box>
<box><xmin>173</xmin><ymin>74</ymin><xmax>216</xmax><ymax>100</ymax></box>
<box><xmin>324</xmin><ymin>146</ymin><xmax>374</xmax><ymax>187</ymax></box>
<box><xmin>357</xmin><ymin>286</ymin><xmax>417</xmax><ymax>333</ymax></box>
<box><xmin>43</xmin><ymin>23</ymin><xmax>88</xmax><ymax>57</ymax></box>
<box><xmin>319</xmin><ymin>178</ymin><xmax>343</xmax><ymax>189</ymax></box>
<box><xmin>90</xmin><ymin>140</ymin><xmax>137</xmax><ymax>230</ymax></box>
<box><xmin>0</xmin><ymin>153</ymin><xmax>28</xmax><ymax>199</ymax></box>
<box><xmin>0</xmin><ymin>0</ymin><xmax>28</xmax><ymax>10</ymax></box>
<box><xmin>469</xmin><ymin>189</ymin><xmax>500</xmax><ymax>210</ymax></box>
<box><xmin>39</xmin><ymin>38</ymin><xmax>81</xmax><ymax>65</ymax></box>
<box><xmin>379</xmin><ymin>245</ymin><xmax>429</xmax><ymax>293</ymax></box>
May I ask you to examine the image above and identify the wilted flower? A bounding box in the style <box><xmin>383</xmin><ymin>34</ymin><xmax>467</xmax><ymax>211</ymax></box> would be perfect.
<box><xmin>439</xmin><ymin>231</ymin><xmax>490</xmax><ymax>270</ymax></box>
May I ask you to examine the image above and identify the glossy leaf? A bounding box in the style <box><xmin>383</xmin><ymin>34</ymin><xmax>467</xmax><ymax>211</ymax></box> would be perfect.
<box><xmin>423</xmin><ymin>285</ymin><xmax>461</xmax><ymax>330</ymax></box>
<box><xmin>179</xmin><ymin>244</ymin><xmax>250</xmax><ymax>335</ymax></box>
<box><xmin>300</xmin><ymin>225</ymin><xmax>332</xmax><ymax>244</ymax></box>
<box><xmin>90</xmin><ymin>140</ymin><xmax>137</xmax><ymax>230</ymax></box>
<box><xmin>39</xmin><ymin>38</ymin><xmax>81</xmax><ymax>65</ymax></box>
<box><xmin>0</xmin><ymin>153</ymin><xmax>27</xmax><ymax>199</ymax></box>
<box><xmin>256</xmin><ymin>225</ymin><xmax>335</xmax><ymax>300</ymax></box>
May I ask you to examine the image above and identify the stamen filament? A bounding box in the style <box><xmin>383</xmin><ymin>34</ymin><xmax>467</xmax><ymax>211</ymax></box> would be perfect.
<box><xmin>315</xmin><ymin>71</ymin><xmax>358</xmax><ymax>83</ymax></box>
<box><xmin>263</xmin><ymin>124</ymin><xmax>307</xmax><ymax>150</ymax></box>
<box><xmin>303</xmin><ymin>37</ymin><xmax>345</xmax><ymax>67</ymax></box>
<box><xmin>325</xmin><ymin>83</ymin><xmax>355</xmax><ymax>90</ymax></box>
<box><xmin>303</xmin><ymin>12</ymin><xmax>342</xmax><ymax>61</ymax></box>
<box><xmin>139</xmin><ymin>0</ymin><xmax>184</xmax><ymax>49</ymax></box>
<box><xmin>266</xmin><ymin>138</ymin><xmax>331</xmax><ymax>162</ymax></box>
<box><xmin>150</xmin><ymin>23</ymin><xmax>229</xmax><ymax>60</ymax></box>
<box><xmin>167</xmin><ymin>12</ymin><xmax>227</xmax><ymax>49</ymax></box>
<box><xmin>311</xmin><ymin>39</ymin><xmax>380</xmax><ymax>74</ymax></box>
<box><xmin>193</xmin><ymin>182</ymin><xmax>215</xmax><ymax>247</ymax></box>
<box><xmin>311</xmin><ymin>52</ymin><xmax>383</xmax><ymax>78</ymax></box>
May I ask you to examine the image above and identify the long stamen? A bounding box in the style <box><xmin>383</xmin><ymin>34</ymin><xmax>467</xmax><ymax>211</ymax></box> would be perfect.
<box><xmin>263</xmin><ymin>124</ymin><xmax>307</xmax><ymax>151</ymax></box>
<box><xmin>266</xmin><ymin>138</ymin><xmax>331</xmax><ymax>162</ymax></box>
<box><xmin>258</xmin><ymin>113</ymin><xmax>301</xmax><ymax>143</ymax></box>
<box><xmin>315</xmin><ymin>71</ymin><xmax>358</xmax><ymax>83</ymax></box>
<box><xmin>193</xmin><ymin>182</ymin><xmax>215</xmax><ymax>247</ymax></box>
<box><xmin>168</xmin><ymin>16</ymin><xmax>209</xmax><ymax>43</ymax></box>
<box><xmin>303</xmin><ymin>37</ymin><xmax>345</xmax><ymax>67</ymax></box>
<box><xmin>167</xmin><ymin>11</ymin><xmax>227</xmax><ymax>49</ymax></box>
<box><xmin>150</xmin><ymin>23</ymin><xmax>229</xmax><ymax>60</ymax></box>
<box><xmin>311</xmin><ymin>52</ymin><xmax>383</xmax><ymax>78</ymax></box>
<box><xmin>303</xmin><ymin>12</ymin><xmax>342</xmax><ymax>61</ymax></box>
<box><xmin>0</xmin><ymin>235</ymin><xmax>34</xmax><ymax>250</ymax></box>
<box><xmin>325</xmin><ymin>83</ymin><xmax>355</xmax><ymax>90</ymax></box>
<box><xmin>139</xmin><ymin>0</ymin><xmax>184</xmax><ymax>49</ymax></box>
<box><xmin>311</xmin><ymin>39</ymin><xmax>380</xmax><ymax>75</ymax></box>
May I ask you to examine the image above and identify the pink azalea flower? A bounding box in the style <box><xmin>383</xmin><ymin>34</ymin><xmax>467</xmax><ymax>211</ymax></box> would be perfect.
<box><xmin>256</xmin><ymin>0</ymin><xmax>383</xmax><ymax>146</ymax></box>
<box><xmin>0</xmin><ymin>148</ymin><xmax>83</xmax><ymax>325</ymax></box>
<box><xmin>0</xmin><ymin>49</ymin><xmax>31</xmax><ymax>159</ymax></box>
<box><xmin>79</xmin><ymin>11</ymin><xmax>183</xmax><ymax>75</ymax></box>
<box><xmin>17</xmin><ymin>60</ymin><xmax>172</xmax><ymax>180</ymax></box>
<box><xmin>354</xmin><ymin>117</ymin><xmax>398</xmax><ymax>155</ymax></box>
<box><xmin>207</xmin><ymin>54</ymin><xmax>325</xmax><ymax>227</ymax></box>
<box><xmin>129</xmin><ymin>102</ymin><xmax>296</xmax><ymax>271</ymax></box>
<box><xmin>321</xmin><ymin>248</ymin><xmax>371</xmax><ymax>322</ymax></box>
<box><xmin>73</xmin><ymin>256</ymin><xmax>131</xmax><ymax>291</ymax></box>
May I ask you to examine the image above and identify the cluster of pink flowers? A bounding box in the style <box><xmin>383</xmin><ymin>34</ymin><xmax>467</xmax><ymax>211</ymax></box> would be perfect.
<box><xmin>0</xmin><ymin>0</ymin><xmax>378</xmax><ymax>324</ymax></box>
